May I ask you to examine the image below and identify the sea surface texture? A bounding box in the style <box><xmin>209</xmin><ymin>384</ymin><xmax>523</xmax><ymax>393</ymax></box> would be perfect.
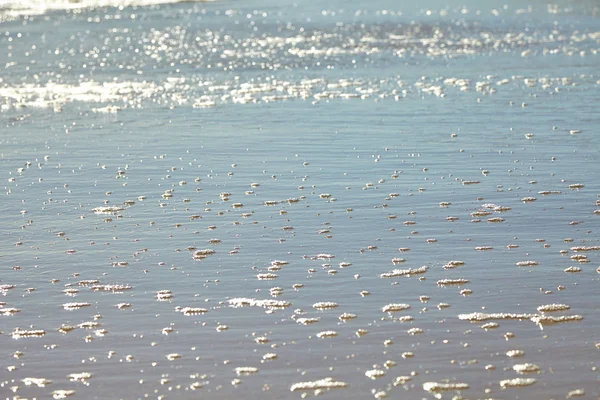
<box><xmin>1</xmin><ymin>0</ymin><xmax>599</xmax><ymax>399</ymax></box>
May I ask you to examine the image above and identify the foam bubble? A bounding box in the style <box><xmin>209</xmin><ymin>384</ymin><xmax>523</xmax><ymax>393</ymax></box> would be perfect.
<box><xmin>92</xmin><ymin>206</ymin><xmax>124</xmax><ymax>214</ymax></box>
<box><xmin>339</xmin><ymin>313</ymin><xmax>357</xmax><ymax>321</ymax></box>
<box><xmin>235</xmin><ymin>367</ymin><xmax>259</xmax><ymax>375</ymax></box>
<box><xmin>567</xmin><ymin>389</ymin><xmax>585</xmax><ymax>398</ymax></box>
<box><xmin>257</xmin><ymin>273</ymin><xmax>279</xmax><ymax>280</ymax></box>
<box><xmin>12</xmin><ymin>328</ymin><xmax>46</xmax><ymax>338</ymax></box>
<box><xmin>52</xmin><ymin>390</ymin><xmax>76</xmax><ymax>399</ymax></box>
<box><xmin>296</xmin><ymin>317</ymin><xmax>320</xmax><ymax>325</ymax></box>
<box><xmin>530</xmin><ymin>314</ymin><xmax>583</xmax><ymax>329</ymax></box>
<box><xmin>499</xmin><ymin>378</ymin><xmax>536</xmax><ymax>388</ymax></box>
<box><xmin>537</xmin><ymin>304</ymin><xmax>570</xmax><ymax>312</ymax></box>
<box><xmin>459</xmin><ymin>312</ymin><xmax>535</xmax><ymax>321</ymax></box>
<box><xmin>564</xmin><ymin>266</ymin><xmax>582</xmax><ymax>273</ymax></box>
<box><xmin>394</xmin><ymin>376</ymin><xmax>412</xmax><ymax>386</ymax></box>
<box><xmin>193</xmin><ymin>249</ymin><xmax>215</xmax><ymax>260</ymax></box>
<box><xmin>475</xmin><ymin>246</ymin><xmax>493</xmax><ymax>251</ymax></box>
<box><xmin>1</xmin><ymin>307</ymin><xmax>20</xmax><ymax>316</ymax></box>
<box><xmin>423</xmin><ymin>382</ymin><xmax>469</xmax><ymax>392</ymax></box>
<box><xmin>506</xmin><ymin>350</ymin><xmax>525</xmax><ymax>357</ymax></box>
<box><xmin>58</xmin><ymin>325</ymin><xmax>76</xmax><ymax>334</ymax></box>
<box><xmin>481</xmin><ymin>322</ymin><xmax>499</xmax><ymax>330</ymax></box>
<box><xmin>178</xmin><ymin>307</ymin><xmax>209</xmax><ymax>315</ymax></box>
<box><xmin>22</xmin><ymin>377</ymin><xmax>52</xmax><ymax>387</ymax></box>
<box><xmin>313</xmin><ymin>302</ymin><xmax>339</xmax><ymax>310</ymax></box>
<box><xmin>380</xmin><ymin>266</ymin><xmax>428</xmax><ymax>278</ymax></box>
<box><xmin>79</xmin><ymin>322</ymin><xmax>100</xmax><ymax>329</ymax></box>
<box><xmin>382</xmin><ymin>303</ymin><xmax>411</xmax><ymax>312</ymax></box>
<box><xmin>516</xmin><ymin>261</ymin><xmax>538</xmax><ymax>267</ymax></box>
<box><xmin>437</xmin><ymin>279</ymin><xmax>470</xmax><ymax>286</ymax></box>
<box><xmin>316</xmin><ymin>331</ymin><xmax>338</xmax><ymax>338</ymax></box>
<box><xmin>156</xmin><ymin>290</ymin><xmax>173</xmax><ymax>301</ymax></box>
<box><xmin>91</xmin><ymin>284</ymin><xmax>132</xmax><ymax>292</ymax></box>
<box><xmin>228</xmin><ymin>298</ymin><xmax>291</xmax><ymax>309</ymax></box>
<box><xmin>443</xmin><ymin>260</ymin><xmax>464</xmax><ymax>269</ymax></box>
<box><xmin>365</xmin><ymin>369</ymin><xmax>386</xmax><ymax>379</ymax></box>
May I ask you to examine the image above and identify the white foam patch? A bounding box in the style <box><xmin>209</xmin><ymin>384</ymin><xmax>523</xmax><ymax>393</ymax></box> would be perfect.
<box><xmin>234</xmin><ymin>367</ymin><xmax>259</xmax><ymax>375</ymax></box>
<box><xmin>394</xmin><ymin>376</ymin><xmax>412</xmax><ymax>386</ymax></box>
<box><xmin>382</xmin><ymin>303</ymin><xmax>411</xmax><ymax>312</ymax></box>
<box><xmin>92</xmin><ymin>206</ymin><xmax>124</xmax><ymax>214</ymax></box>
<box><xmin>177</xmin><ymin>307</ymin><xmax>209</xmax><ymax>315</ymax></box>
<box><xmin>52</xmin><ymin>390</ymin><xmax>76</xmax><ymax>399</ymax></box>
<box><xmin>193</xmin><ymin>249</ymin><xmax>216</xmax><ymax>260</ymax></box>
<box><xmin>380</xmin><ymin>266</ymin><xmax>428</xmax><ymax>278</ymax></box>
<box><xmin>571</xmin><ymin>246</ymin><xmax>600</xmax><ymax>252</ymax></box>
<box><xmin>290</xmin><ymin>377</ymin><xmax>349</xmax><ymax>391</ymax></box>
<box><xmin>58</xmin><ymin>325</ymin><xmax>77</xmax><ymax>334</ymax></box>
<box><xmin>68</xmin><ymin>372</ymin><xmax>92</xmax><ymax>382</ymax></box>
<box><xmin>506</xmin><ymin>350</ymin><xmax>525</xmax><ymax>357</ymax></box>
<box><xmin>0</xmin><ymin>0</ymin><xmax>217</xmax><ymax>20</ymax></box>
<box><xmin>228</xmin><ymin>298</ymin><xmax>291</xmax><ymax>309</ymax></box>
<box><xmin>316</xmin><ymin>330</ymin><xmax>338</xmax><ymax>338</ymax></box>
<box><xmin>537</xmin><ymin>304</ymin><xmax>570</xmax><ymax>312</ymax></box>
<box><xmin>316</xmin><ymin>253</ymin><xmax>335</xmax><ymax>259</ymax></box>
<box><xmin>564</xmin><ymin>266</ymin><xmax>582</xmax><ymax>273</ymax></box>
<box><xmin>567</xmin><ymin>389</ymin><xmax>585</xmax><ymax>398</ymax></box>
<box><xmin>481</xmin><ymin>322</ymin><xmax>499</xmax><ymax>330</ymax></box>
<box><xmin>313</xmin><ymin>302</ymin><xmax>339</xmax><ymax>310</ymax></box>
<box><xmin>516</xmin><ymin>261</ymin><xmax>538</xmax><ymax>267</ymax></box>
<box><xmin>296</xmin><ymin>317</ymin><xmax>320</xmax><ymax>325</ymax></box>
<box><xmin>257</xmin><ymin>273</ymin><xmax>279</xmax><ymax>280</ymax></box>
<box><xmin>423</xmin><ymin>382</ymin><xmax>469</xmax><ymax>392</ymax></box>
<box><xmin>91</xmin><ymin>284</ymin><xmax>132</xmax><ymax>292</ymax></box>
<box><xmin>156</xmin><ymin>290</ymin><xmax>173</xmax><ymax>301</ymax></box>
<box><xmin>12</xmin><ymin>328</ymin><xmax>46</xmax><ymax>338</ymax></box>
<box><xmin>437</xmin><ymin>279</ymin><xmax>470</xmax><ymax>286</ymax></box>
<box><xmin>443</xmin><ymin>260</ymin><xmax>464</xmax><ymax>269</ymax></box>
<box><xmin>22</xmin><ymin>377</ymin><xmax>52</xmax><ymax>387</ymax></box>
<box><xmin>512</xmin><ymin>363</ymin><xmax>540</xmax><ymax>374</ymax></box>
<box><xmin>530</xmin><ymin>314</ymin><xmax>583</xmax><ymax>329</ymax></box>
<box><xmin>499</xmin><ymin>378</ymin><xmax>537</xmax><ymax>388</ymax></box>
<box><xmin>365</xmin><ymin>369</ymin><xmax>386</xmax><ymax>379</ymax></box>
<box><xmin>1</xmin><ymin>307</ymin><xmax>20</xmax><ymax>316</ymax></box>
<box><xmin>458</xmin><ymin>312</ymin><xmax>535</xmax><ymax>321</ymax></box>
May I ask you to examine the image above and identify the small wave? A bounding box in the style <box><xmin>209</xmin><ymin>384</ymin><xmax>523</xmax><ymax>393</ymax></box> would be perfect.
<box><xmin>0</xmin><ymin>0</ymin><xmax>216</xmax><ymax>20</ymax></box>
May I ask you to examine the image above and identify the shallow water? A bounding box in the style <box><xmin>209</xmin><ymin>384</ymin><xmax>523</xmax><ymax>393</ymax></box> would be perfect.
<box><xmin>1</xmin><ymin>0</ymin><xmax>600</xmax><ymax>399</ymax></box>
